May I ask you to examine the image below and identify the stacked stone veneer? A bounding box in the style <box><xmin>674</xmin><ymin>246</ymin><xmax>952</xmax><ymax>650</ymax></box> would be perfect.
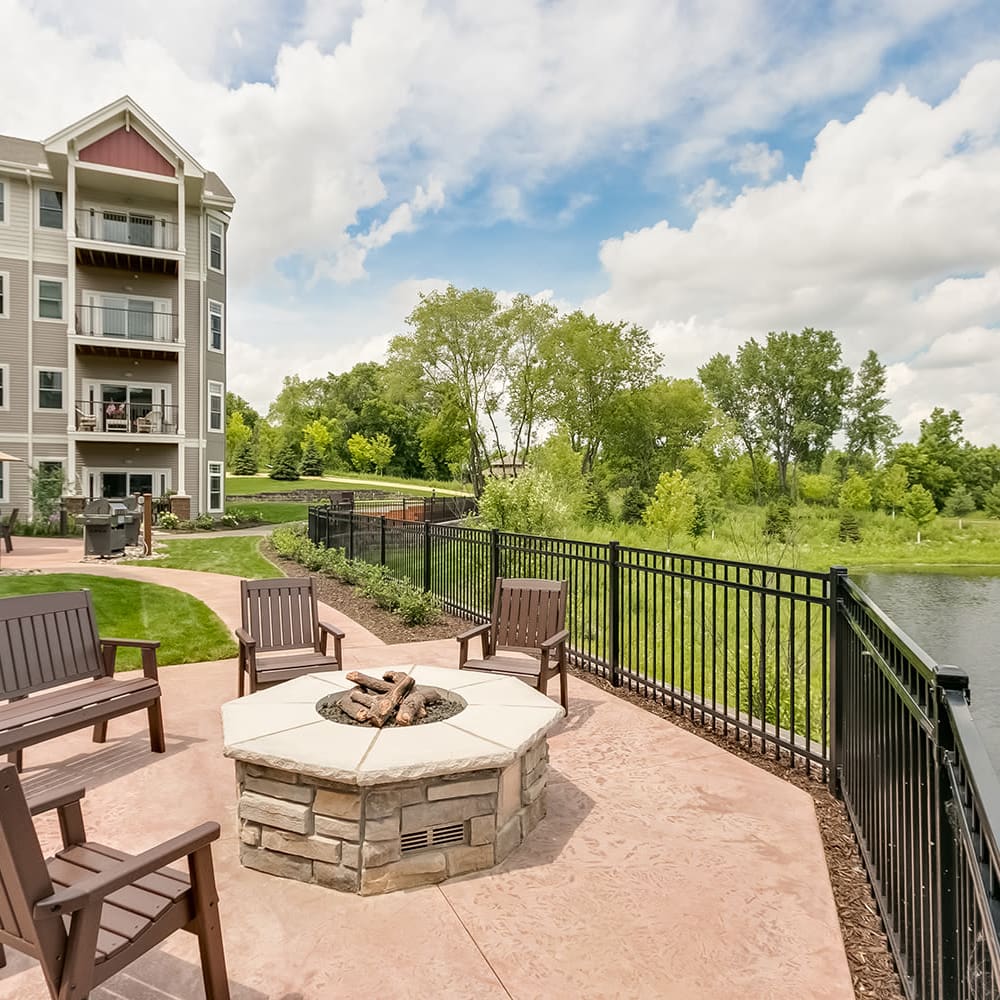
<box><xmin>236</xmin><ymin>737</ymin><xmax>549</xmax><ymax>895</ymax></box>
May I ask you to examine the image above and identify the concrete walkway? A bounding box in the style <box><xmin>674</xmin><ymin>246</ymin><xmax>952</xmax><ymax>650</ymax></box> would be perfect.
<box><xmin>0</xmin><ymin>537</ymin><xmax>853</xmax><ymax>1000</ymax></box>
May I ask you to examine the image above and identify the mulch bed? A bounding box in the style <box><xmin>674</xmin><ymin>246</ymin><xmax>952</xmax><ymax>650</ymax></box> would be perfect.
<box><xmin>267</xmin><ymin>544</ymin><xmax>904</xmax><ymax>1000</ymax></box>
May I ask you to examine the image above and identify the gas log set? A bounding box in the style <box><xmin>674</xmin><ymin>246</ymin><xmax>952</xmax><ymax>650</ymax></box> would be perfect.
<box><xmin>334</xmin><ymin>671</ymin><xmax>446</xmax><ymax>727</ymax></box>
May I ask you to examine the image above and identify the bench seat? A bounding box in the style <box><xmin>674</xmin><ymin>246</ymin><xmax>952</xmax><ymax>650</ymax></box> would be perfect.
<box><xmin>0</xmin><ymin>675</ymin><xmax>160</xmax><ymax>756</ymax></box>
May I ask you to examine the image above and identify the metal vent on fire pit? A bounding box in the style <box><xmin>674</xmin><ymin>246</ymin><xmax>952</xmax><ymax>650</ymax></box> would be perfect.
<box><xmin>401</xmin><ymin>822</ymin><xmax>466</xmax><ymax>853</ymax></box>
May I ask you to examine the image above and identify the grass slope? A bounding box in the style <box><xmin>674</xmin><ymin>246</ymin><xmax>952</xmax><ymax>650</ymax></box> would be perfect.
<box><xmin>226</xmin><ymin>473</ymin><xmax>470</xmax><ymax>496</ymax></box>
<box><xmin>0</xmin><ymin>574</ymin><xmax>236</xmax><ymax>668</ymax></box>
<box><xmin>135</xmin><ymin>536</ymin><xmax>280</xmax><ymax>578</ymax></box>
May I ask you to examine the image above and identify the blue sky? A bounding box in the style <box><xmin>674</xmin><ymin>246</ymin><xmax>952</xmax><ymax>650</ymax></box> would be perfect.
<box><xmin>4</xmin><ymin>1</ymin><xmax>1000</xmax><ymax>441</ymax></box>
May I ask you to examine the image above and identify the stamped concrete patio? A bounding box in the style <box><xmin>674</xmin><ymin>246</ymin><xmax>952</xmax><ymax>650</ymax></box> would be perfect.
<box><xmin>1</xmin><ymin>537</ymin><xmax>853</xmax><ymax>999</ymax></box>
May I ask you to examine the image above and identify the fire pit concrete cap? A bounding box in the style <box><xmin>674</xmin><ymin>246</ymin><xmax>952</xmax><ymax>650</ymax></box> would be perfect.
<box><xmin>221</xmin><ymin>664</ymin><xmax>564</xmax><ymax>786</ymax></box>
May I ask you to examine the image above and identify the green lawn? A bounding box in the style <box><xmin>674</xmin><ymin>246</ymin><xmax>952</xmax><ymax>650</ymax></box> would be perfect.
<box><xmin>225</xmin><ymin>501</ymin><xmax>309</xmax><ymax>524</ymax></box>
<box><xmin>135</xmin><ymin>536</ymin><xmax>281</xmax><ymax>577</ymax></box>
<box><xmin>226</xmin><ymin>473</ymin><xmax>470</xmax><ymax>496</ymax></box>
<box><xmin>0</xmin><ymin>574</ymin><xmax>236</xmax><ymax>668</ymax></box>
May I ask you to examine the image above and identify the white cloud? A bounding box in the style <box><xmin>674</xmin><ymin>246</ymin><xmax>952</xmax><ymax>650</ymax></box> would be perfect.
<box><xmin>588</xmin><ymin>62</ymin><xmax>1000</xmax><ymax>442</ymax></box>
<box><xmin>732</xmin><ymin>142</ymin><xmax>783</xmax><ymax>181</ymax></box>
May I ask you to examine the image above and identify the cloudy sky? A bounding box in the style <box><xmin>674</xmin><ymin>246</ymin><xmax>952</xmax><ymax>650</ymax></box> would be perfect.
<box><xmin>4</xmin><ymin>0</ymin><xmax>1000</xmax><ymax>442</ymax></box>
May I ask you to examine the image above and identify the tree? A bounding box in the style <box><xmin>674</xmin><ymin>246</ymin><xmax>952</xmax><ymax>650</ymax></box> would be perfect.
<box><xmin>844</xmin><ymin>350</ymin><xmax>899</xmax><ymax>463</ymax></box>
<box><xmin>498</xmin><ymin>294</ymin><xmax>557</xmax><ymax>469</ymax></box>
<box><xmin>877</xmin><ymin>464</ymin><xmax>908</xmax><ymax>518</ymax></box>
<box><xmin>643</xmin><ymin>470</ymin><xmax>697</xmax><ymax>548</ymax></box>
<box><xmin>367</xmin><ymin>433</ymin><xmax>395</xmax><ymax>476</ymax></box>
<box><xmin>225</xmin><ymin>411</ymin><xmax>253</xmax><ymax>467</ymax></box>
<box><xmin>799</xmin><ymin>473</ymin><xmax>835</xmax><ymax>505</ymax></box>
<box><xmin>347</xmin><ymin>433</ymin><xmax>372</xmax><ymax>473</ymax></box>
<box><xmin>903</xmin><ymin>485</ymin><xmax>937</xmax><ymax>543</ymax></box>
<box><xmin>301</xmin><ymin>418</ymin><xmax>339</xmax><ymax>470</ymax></box>
<box><xmin>390</xmin><ymin>286</ymin><xmax>509</xmax><ymax>496</ymax></box>
<box><xmin>942</xmin><ymin>485</ymin><xmax>975</xmax><ymax>527</ymax></box>
<box><xmin>269</xmin><ymin>442</ymin><xmax>301</xmax><ymax>481</ymax></box>
<box><xmin>226</xmin><ymin>392</ymin><xmax>260</xmax><ymax>431</ymax></box>
<box><xmin>838</xmin><ymin>472</ymin><xmax>872</xmax><ymax>512</ymax></box>
<box><xmin>700</xmin><ymin>329</ymin><xmax>850</xmax><ymax>497</ymax></box>
<box><xmin>539</xmin><ymin>311</ymin><xmax>661</xmax><ymax>474</ymax></box>
<box><xmin>300</xmin><ymin>439</ymin><xmax>324</xmax><ymax>477</ymax></box>
<box><xmin>984</xmin><ymin>483</ymin><xmax>1000</xmax><ymax>519</ymax></box>
<box><xmin>267</xmin><ymin>375</ymin><xmax>328</xmax><ymax>444</ymax></box>
<box><xmin>619</xmin><ymin>486</ymin><xmax>649</xmax><ymax>524</ymax></box>
<box><xmin>232</xmin><ymin>440</ymin><xmax>258</xmax><ymax>475</ymax></box>
<box><xmin>418</xmin><ymin>395</ymin><xmax>470</xmax><ymax>481</ymax></box>
<box><xmin>892</xmin><ymin>407</ymin><xmax>965</xmax><ymax>508</ymax></box>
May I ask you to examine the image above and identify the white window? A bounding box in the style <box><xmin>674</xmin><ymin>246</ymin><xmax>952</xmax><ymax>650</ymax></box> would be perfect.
<box><xmin>208</xmin><ymin>300</ymin><xmax>224</xmax><ymax>352</ymax></box>
<box><xmin>0</xmin><ymin>364</ymin><xmax>8</xmax><ymax>411</ymax></box>
<box><xmin>208</xmin><ymin>461</ymin><xmax>223</xmax><ymax>512</ymax></box>
<box><xmin>0</xmin><ymin>461</ymin><xmax>7</xmax><ymax>502</ymax></box>
<box><xmin>38</xmin><ymin>188</ymin><xmax>63</xmax><ymax>229</ymax></box>
<box><xmin>0</xmin><ymin>271</ymin><xmax>8</xmax><ymax>319</ymax></box>
<box><xmin>208</xmin><ymin>218</ymin><xmax>224</xmax><ymax>273</ymax></box>
<box><xmin>36</xmin><ymin>368</ymin><xmax>65</xmax><ymax>411</ymax></box>
<box><xmin>0</xmin><ymin>181</ymin><xmax>6</xmax><ymax>225</ymax></box>
<box><xmin>36</xmin><ymin>277</ymin><xmax>64</xmax><ymax>321</ymax></box>
<box><xmin>208</xmin><ymin>380</ymin><xmax>223</xmax><ymax>432</ymax></box>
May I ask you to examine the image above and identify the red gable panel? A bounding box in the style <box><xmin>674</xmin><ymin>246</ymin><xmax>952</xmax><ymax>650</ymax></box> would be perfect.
<box><xmin>79</xmin><ymin>126</ymin><xmax>174</xmax><ymax>176</ymax></box>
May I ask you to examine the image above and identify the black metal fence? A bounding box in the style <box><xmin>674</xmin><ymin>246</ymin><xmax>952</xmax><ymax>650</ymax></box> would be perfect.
<box><xmin>833</xmin><ymin>575</ymin><xmax>1000</xmax><ymax>1000</ymax></box>
<box><xmin>307</xmin><ymin>504</ymin><xmax>1000</xmax><ymax>998</ymax></box>
<box><xmin>309</xmin><ymin>505</ymin><xmax>832</xmax><ymax>772</ymax></box>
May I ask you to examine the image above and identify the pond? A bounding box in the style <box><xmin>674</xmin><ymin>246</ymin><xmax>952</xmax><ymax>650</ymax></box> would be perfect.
<box><xmin>852</xmin><ymin>568</ymin><xmax>1000</xmax><ymax>771</ymax></box>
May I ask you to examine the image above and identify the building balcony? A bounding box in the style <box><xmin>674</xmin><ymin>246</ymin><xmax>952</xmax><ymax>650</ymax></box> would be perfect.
<box><xmin>74</xmin><ymin>401</ymin><xmax>180</xmax><ymax>436</ymax></box>
<box><xmin>74</xmin><ymin>305</ymin><xmax>180</xmax><ymax>360</ymax></box>
<box><xmin>74</xmin><ymin>207</ymin><xmax>181</xmax><ymax>274</ymax></box>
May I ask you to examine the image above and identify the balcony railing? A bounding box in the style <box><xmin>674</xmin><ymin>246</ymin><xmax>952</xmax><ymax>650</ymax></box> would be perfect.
<box><xmin>75</xmin><ymin>208</ymin><xmax>179</xmax><ymax>251</ymax></box>
<box><xmin>75</xmin><ymin>401</ymin><xmax>179</xmax><ymax>435</ymax></box>
<box><xmin>75</xmin><ymin>305</ymin><xmax>179</xmax><ymax>345</ymax></box>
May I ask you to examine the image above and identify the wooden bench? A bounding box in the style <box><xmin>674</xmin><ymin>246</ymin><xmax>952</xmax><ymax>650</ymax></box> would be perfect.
<box><xmin>236</xmin><ymin>577</ymin><xmax>345</xmax><ymax>695</ymax></box>
<box><xmin>0</xmin><ymin>590</ymin><xmax>166</xmax><ymax>771</ymax></box>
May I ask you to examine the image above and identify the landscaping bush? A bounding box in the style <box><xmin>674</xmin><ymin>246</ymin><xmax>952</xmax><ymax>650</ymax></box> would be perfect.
<box><xmin>158</xmin><ymin>512</ymin><xmax>181</xmax><ymax>530</ymax></box>
<box><xmin>619</xmin><ymin>485</ymin><xmax>649</xmax><ymax>525</ymax></box>
<box><xmin>270</xmin><ymin>443</ymin><xmax>301</xmax><ymax>481</ymax></box>
<box><xmin>220</xmin><ymin>512</ymin><xmax>240</xmax><ymax>528</ymax></box>
<box><xmin>194</xmin><ymin>513</ymin><xmax>215</xmax><ymax>530</ymax></box>
<box><xmin>269</xmin><ymin>525</ymin><xmax>442</xmax><ymax>626</ymax></box>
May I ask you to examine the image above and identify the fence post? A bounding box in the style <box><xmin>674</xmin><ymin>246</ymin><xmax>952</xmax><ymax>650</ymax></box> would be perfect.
<box><xmin>489</xmin><ymin>528</ymin><xmax>500</xmax><ymax>591</ymax></box>
<box><xmin>348</xmin><ymin>514</ymin><xmax>355</xmax><ymax>561</ymax></box>
<box><xmin>936</xmin><ymin>666</ymin><xmax>969</xmax><ymax>1000</ymax></box>
<box><xmin>827</xmin><ymin>566</ymin><xmax>848</xmax><ymax>796</ymax></box>
<box><xmin>423</xmin><ymin>520</ymin><xmax>432</xmax><ymax>593</ymax></box>
<box><xmin>325</xmin><ymin>508</ymin><xmax>332</xmax><ymax>550</ymax></box>
<box><xmin>380</xmin><ymin>516</ymin><xmax>386</xmax><ymax>566</ymax></box>
<box><xmin>609</xmin><ymin>541</ymin><xmax>621</xmax><ymax>687</ymax></box>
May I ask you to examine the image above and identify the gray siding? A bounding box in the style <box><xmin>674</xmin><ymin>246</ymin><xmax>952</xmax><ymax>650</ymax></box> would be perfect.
<box><xmin>0</xmin><ymin>256</ymin><xmax>30</xmax><ymax>432</ymax></box>
<box><xmin>184</xmin><ymin>208</ymin><xmax>201</xmax><ymax>276</ymax></box>
<box><xmin>75</xmin><ymin>268</ymin><xmax>178</xmax><ymax>310</ymax></box>
<box><xmin>185</xmin><ymin>445</ymin><xmax>201</xmax><ymax>515</ymax></box>
<box><xmin>0</xmin><ymin>175</ymin><xmax>31</xmax><ymax>256</ymax></box>
<box><xmin>184</xmin><ymin>279</ymin><xmax>201</xmax><ymax>433</ymax></box>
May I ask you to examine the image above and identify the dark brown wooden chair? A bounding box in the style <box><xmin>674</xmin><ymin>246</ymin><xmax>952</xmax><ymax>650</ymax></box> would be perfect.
<box><xmin>0</xmin><ymin>763</ymin><xmax>230</xmax><ymax>999</ymax></box>
<box><xmin>457</xmin><ymin>578</ymin><xmax>570</xmax><ymax>710</ymax></box>
<box><xmin>1</xmin><ymin>508</ymin><xmax>18</xmax><ymax>553</ymax></box>
<box><xmin>236</xmin><ymin>577</ymin><xmax>345</xmax><ymax>696</ymax></box>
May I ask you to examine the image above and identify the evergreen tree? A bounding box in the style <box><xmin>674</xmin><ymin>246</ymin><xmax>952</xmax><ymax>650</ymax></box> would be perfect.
<box><xmin>300</xmin><ymin>439</ymin><xmax>325</xmax><ymax>476</ymax></box>
<box><xmin>619</xmin><ymin>486</ymin><xmax>649</xmax><ymax>524</ymax></box>
<box><xmin>903</xmin><ymin>485</ymin><xmax>937</xmax><ymax>543</ymax></box>
<box><xmin>984</xmin><ymin>483</ymin><xmax>1000</xmax><ymax>519</ymax></box>
<box><xmin>844</xmin><ymin>350</ymin><xmax>900</xmax><ymax>463</ymax></box>
<box><xmin>232</xmin><ymin>441</ymin><xmax>258</xmax><ymax>475</ymax></box>
<box><xmin>270</xmin><ymin>442</ymin><xmax>301</xmax><ymax>481</ymax></box>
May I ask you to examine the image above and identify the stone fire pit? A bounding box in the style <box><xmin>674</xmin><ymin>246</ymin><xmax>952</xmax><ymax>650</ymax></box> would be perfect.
<box><xmin>221</xmin><ymin>665</ymin><xmax>564</xmax><ymax>895</ymax></box>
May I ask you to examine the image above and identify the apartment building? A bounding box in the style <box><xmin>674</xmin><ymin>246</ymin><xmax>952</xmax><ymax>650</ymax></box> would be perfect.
<box><xmin>0</xmin><ymin>96</ymin><xmax>234</xmax><ymax>521</ymax></box>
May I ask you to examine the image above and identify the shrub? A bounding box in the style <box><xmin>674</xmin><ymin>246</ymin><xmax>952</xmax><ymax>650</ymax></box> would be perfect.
<box><xmin>763</xmin><ymin>498</ymin><xmax>793</xmax><ymax>540</ymax></box>
<box><xmin>158</xmin><ymin>512</ymin><xmax>181</xmax><ymax>530</ymax></box>
<box><xmin>838</xmin><ymin>512</ymin><xmax>862</xmax><ymax>542</ymax></box>
<box><xmin>619</xmin><ymin>486</ymin><xmax>649</xmax><ymax>525</ymax></box>
<box><xmin>300</xmin><ymin>440</ymin><xmax>324</xmax><ymax>477</ymax></box>
<box><xmin>583</xmin><ymin>481</ymin><xmax>612</xmax><ymax>523</ymax></box>
<box><xmin>477</xmin><ymin>469</ymin><xmax>569</xmax><ymax>535</ymax></box>
<box><xmin>232</xmin><ymin>441</ymin><xmax>258</xmax><ymax>475</ymax></box>
<box><xmin>194</xmin><ymin>513</ymin><xmax>215</xmax><ymax>530</ymax></box>
<box><xmin>396</xmin><ymin>588</ymin><xmax>442</xmax><ymax>626</ymax></box>
<box><xmin>220</xmin><ymin>512</ymin><xmax>240</xmax><ymax>528</ymax></box>
<box><xmin>984</xmin><ymin>483</ymin><xmax>1000</xmax><ymax>519</ymax></box>
<box><xmin>270</xmin><ymin>442</ymin><xmax>301</xmax><ymax>481</ymax></box>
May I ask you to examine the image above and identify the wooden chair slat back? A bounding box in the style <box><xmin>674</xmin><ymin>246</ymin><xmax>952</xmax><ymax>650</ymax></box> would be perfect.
<box><xmin>242</xmin><ymin>578</ymin><xmax>318</xmax><ymax>653</ymax></box>
<box><xmin>0</xmin><ymin>592</ymin><xmax>104</xmax><ymax>700</ymax></box>
<box><xmin>491</xmin><ymin>578</ymin><xmax>567</xmax><ymax>656</ymax></box>
<box><xmin>0</xmin><ymin>764</ymin><xmax>66</xmax><ymax>979</ymax></box>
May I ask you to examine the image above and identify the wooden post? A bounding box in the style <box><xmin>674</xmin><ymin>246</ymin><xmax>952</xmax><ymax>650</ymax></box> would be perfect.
<box><xmin>143</xmin><ymin>493</ymin><xmax>153</xmax><ymax>554</ymax></box>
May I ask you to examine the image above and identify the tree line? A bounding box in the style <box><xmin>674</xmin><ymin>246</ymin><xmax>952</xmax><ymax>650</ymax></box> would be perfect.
<box><xmin>227</xmin><ymin>284</ymin><xmax>1000</xmax><ymax>531</ymax></box>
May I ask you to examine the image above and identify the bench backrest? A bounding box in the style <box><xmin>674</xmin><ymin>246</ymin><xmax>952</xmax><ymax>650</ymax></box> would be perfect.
<box><xmin>2</xmin><ymin>507</ymin><xmax>18</xmax><ymax>531</ymax></box>
<box><xmin>0</xmin><ymin>763</ymin><xmax>67</xmax><ymax>987</ymax></box>
<box><xmin>490</xmin><ymin>577</ymin><xmax>568</xmax><ymax>657</ymax></box>
<box><xmin>0</xmin><ymin>591</ymin><xmax>105</xmax><ymax>699</ymax></box>
<box><xmin>241</xmin><ymin>577</ymin><xmax>320</xmax><ymax>653</ymax></box>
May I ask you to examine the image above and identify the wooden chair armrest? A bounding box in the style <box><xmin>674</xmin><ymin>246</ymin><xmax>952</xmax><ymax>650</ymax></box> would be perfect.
<box><xmin>456</xmin><ymin>622</ymin><xmax>491</xmax><ymax>642</ymax></box>
<box><xmin>101</xmin><ymin>638</ymin><xmax>161</xmax><ymax>680</ymax></box>
<box><xmin>26</xmin><ymin>783</ymin><xmax>86</xmax><ymax>817</ymax></box>
<box><xmin>234</xmin><ymin>627</ymin><xmax>256</xmax><ymax>649</ymax></box>
<box><xmin>539</xmin><ymin>629</ymin><xmax>569</xmax><ymax>652</ymax></box>
<box><xmin>457</xmin><ymin>621</ymin><xmax>491</xmax><ymax>666</ymax></box>
<box><xmin>101</xmin><ymin>638</ymin><xmax>161</xmax><ymax>650</ymax></box>
<box><xmin>319</xmin><ymin>621</ymin><xmax>346</xmax><ymax>640</ymax></box>
<box><xmin>34</xmin><ymin>821</ymin><xmax>221</xmax><ymax>918</ymax></box>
